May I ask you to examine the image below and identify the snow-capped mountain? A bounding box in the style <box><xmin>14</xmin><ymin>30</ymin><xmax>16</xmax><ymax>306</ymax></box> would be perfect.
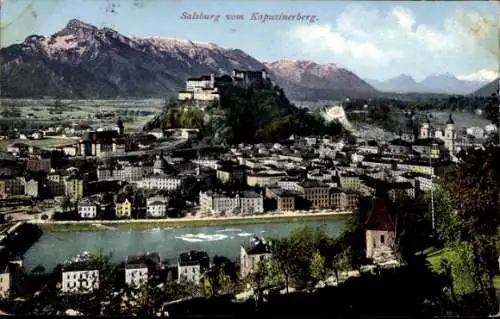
<box><xmin>367</xmin><ymin>72</ymin><xmax>494</xmax><ymax>95</ymax></box>
<box><xmin>0</xmin><ymin>19</ymin><xmax>378</xmax><ymax>100</ymax></box>
<box><xmin>264</xmin><ymin>60</ymin><xmax>377</xmax><ymax>100</ymax></box>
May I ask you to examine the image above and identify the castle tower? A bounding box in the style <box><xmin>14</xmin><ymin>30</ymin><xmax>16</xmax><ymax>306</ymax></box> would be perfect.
<box><xmin>364</xmin><ymin>197</ymin><xmax>396</xmax><ymax>263</ymax></box>
<box><xmin>444</xmin><ymin>113</ymin><xmax>456</xmax><ymax>153</ymax></box>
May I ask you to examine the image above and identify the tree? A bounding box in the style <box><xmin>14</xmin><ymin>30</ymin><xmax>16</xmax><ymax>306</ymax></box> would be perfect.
<box><xmin>309</xmin><ymin>250</ymin><xmax>326</xmax><ymax>288</ymax></box>
<box><xmin>331</xmin><ymin>248</ymin><xmax>351</xmax><ymax>283</ymax></box>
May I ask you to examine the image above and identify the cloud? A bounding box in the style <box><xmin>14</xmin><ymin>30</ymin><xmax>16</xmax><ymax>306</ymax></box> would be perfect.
<box><xmin>288</xmin><ymin>4</ymin><xmax>494</xmax><ymax>70</ymax></box>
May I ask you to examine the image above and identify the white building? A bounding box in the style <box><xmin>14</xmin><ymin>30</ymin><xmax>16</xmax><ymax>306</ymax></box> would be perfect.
<box><xmin>485</xmin><ymin>124</ymin><xmax>497</xmax><ymax>135</ymax></box>
<box><xmin>61</xmin><ymin>254</ymin><xmax>99</xmax><ymax>294</ymax></box>
<box><xmin>146</xmin><ymin>196</ymin><xmax>168</xmax><ymax>218</ymax></box>
<box><xmin>240</xmin><ymin>237</ymin><xmax>272</xmax><ymax>278</ymax></box>
<box><xmin>138</xmin><ymin>174</ymin><xmax>182</xmax><ymax>191</ymax></box>
<box><xmin>124</xmin><ymin>252</ymin><xmax>161</xmax><ymax>287</ymax></box>
<box><xmin>77</xmin><ymin>201</ymin><xmax>98</xmax><ymax>219</ymax></box>
<box><xmin>177</xmin><ymin>251</ymin><xmax>210</xmax><ymax>284</ymax></box>
<box><xmin>199</xmin><ymin>191</ymin><xmax>263</xmax><ymax>215</ymax></box>
<box><xmin>24</xmin><ymin>179</ymin><xmax>39</xmax><ymax>198</ymax></box>
<box><xmin>466</xmin><ymin>126</ymin><xmax>485</xmax><ymax>139</ymax></box>
<box><xmin>62</xmin><ymin>146</ymin><xmax>78</xmax><ymax>157</ymax></box>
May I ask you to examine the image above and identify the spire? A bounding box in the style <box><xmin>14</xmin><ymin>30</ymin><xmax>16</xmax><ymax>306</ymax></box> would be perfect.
<box><xmin>446</xmin><ymin>112</ymin><xmax>454</xmax><ymax>125</ymax></box>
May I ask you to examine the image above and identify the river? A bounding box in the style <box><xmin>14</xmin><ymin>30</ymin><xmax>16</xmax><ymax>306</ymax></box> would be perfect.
<box><xmin>23</xmin><ymin>219</ymin><xmax>346</xmax><ymax>272</ymax></box>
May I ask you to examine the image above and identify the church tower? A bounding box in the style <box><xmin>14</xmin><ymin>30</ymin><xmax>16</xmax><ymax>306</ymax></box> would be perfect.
<box><xmin>444</xmin><ymin>113</ymin><xmax>456</xmax><ymax>153</ymax></box>
<box><xmin>365</xmin><ymin>197</ymin><xmax>396</xmax><ymax>263</ymax></box>
<box><xmin>420</xmin><ymin>117</ymin><xmax>431</xmax><ymax>139</ymax></box>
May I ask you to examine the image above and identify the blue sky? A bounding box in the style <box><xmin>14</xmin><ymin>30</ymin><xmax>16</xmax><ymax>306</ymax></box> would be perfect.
<box><xmin>1</xmin><ymin>0</ymin><xmax>498</xmax><ymax>81</ymax></box>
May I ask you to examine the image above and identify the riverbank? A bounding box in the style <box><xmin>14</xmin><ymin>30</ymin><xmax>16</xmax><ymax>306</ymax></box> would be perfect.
<box><xmin>29</xmin><ymin>211</ymin><xmax>352</xmax><ymax>232</ymax></box>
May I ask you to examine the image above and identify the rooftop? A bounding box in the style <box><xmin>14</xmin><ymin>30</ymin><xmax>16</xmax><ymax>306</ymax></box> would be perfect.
<box><xmin>242</xmin><ymin>236</ymin><xmax>272</xmax><ymax>255</ymax></box>
<box><xmin>178</xmin><ymin>250</ymin><xmax>210</xmax><ymax>268</ymax></box>
<box><xmin>364</xmin><ymin>198</ymin><xmax>395</xmax><ymax>232</ymax></box>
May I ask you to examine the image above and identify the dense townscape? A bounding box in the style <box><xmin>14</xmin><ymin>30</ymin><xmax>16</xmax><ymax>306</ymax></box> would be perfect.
<box><xmin>0</xmin><ymin>5</ymin><xmax>499</xmax><ymax>317</ymax></box>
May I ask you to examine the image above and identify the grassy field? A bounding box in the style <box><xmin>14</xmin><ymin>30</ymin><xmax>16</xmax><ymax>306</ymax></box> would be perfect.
<box><xmin>424</xmin><ymin>247</ymin><xmax>456</xmax><ymax>272</ymax></box>
<box><xmin>37</xmin><ymin>213</ymin><xmax>350</xmax><ymax>233</ymax></box>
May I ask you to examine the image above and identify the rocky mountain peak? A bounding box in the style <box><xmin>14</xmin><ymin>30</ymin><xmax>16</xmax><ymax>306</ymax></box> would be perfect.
<box><xmin>64</xmin><ymin>19</ymin><xmax>97</xmax><ymax>32</ymax></box>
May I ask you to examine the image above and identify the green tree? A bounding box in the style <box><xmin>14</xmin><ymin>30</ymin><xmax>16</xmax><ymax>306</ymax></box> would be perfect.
<box><xmin>309</xmin><ymin>250</ymin><xmax>326</xmax><ymax>288</ymax></box>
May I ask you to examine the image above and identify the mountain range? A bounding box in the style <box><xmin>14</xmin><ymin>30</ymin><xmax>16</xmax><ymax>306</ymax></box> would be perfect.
<box><xmin>0</xmin><ymin>19</ymin><xmax>497</xmax><ymax>100</ymax></box>
<box><xmin>366</xmin><ymin>72</ymin><xmax>498</xmax><ymax>95</ymax></box>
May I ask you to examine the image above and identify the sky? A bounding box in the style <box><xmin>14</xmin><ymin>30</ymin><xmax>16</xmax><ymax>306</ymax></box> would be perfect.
<box><xmin>1</xmin><ymin>0</ymin><xmax>498</xmax><ymax>81</ymax></box>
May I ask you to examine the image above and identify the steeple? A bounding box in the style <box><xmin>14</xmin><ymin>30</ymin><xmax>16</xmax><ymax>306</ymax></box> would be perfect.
<box><xmin>446</xmin><ymin>112</ymin><xmax>454</xmax><ymax>125</ymax></box>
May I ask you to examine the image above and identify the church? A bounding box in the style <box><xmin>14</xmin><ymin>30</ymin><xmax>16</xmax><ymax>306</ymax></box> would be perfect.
<box><xmin>399</xmin><ymin>111</ymin><xmax>457</xmax><ymax>154</ymax></box>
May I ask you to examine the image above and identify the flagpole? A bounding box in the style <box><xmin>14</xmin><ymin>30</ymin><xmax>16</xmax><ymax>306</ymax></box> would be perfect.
<box><xmin>430</xmin><ymin>143</ymin><xmax>436</xmax><ymax>234</ymax></box>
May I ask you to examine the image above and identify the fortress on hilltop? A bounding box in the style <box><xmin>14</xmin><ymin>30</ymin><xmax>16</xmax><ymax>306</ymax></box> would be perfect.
<box><xmin>177</xmin><ymin>69</ymin><xmax>272</xmax><ymax>102</ymax></box>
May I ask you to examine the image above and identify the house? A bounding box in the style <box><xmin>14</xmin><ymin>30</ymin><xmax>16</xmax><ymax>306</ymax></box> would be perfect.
<box><xmin>77</xmin><ymin>200</ymin><xmax>98</xmax><ymax>219</ymax></box>
<box><xmin>125</xmin><ymin>252</ymin><xmax>161</xmax><ymax>287</ymax></box>
<box><xmin>0</xmin><ymin>177</ymin><xmax>25</xmax><ymax>199</ymax></box>
<box><xmin>115</xmin><ymin>196</ymin><xmax>133</xmax><ymax>219</ymax></box>
<box><xmin>240</xmin><ymin>236</ymin><xmax>272</xmax><ymax>278</ymax></box>
<box><xmin>61</xmin><ymin>253</ymin><xmax>99</xmax><ymax>294</ymax></box>
<box><xmin>177</xmin><ymin>251</ymin><xmax>210</xmax><ymax>284</ymax></box>
<box><xmin>146</xmin><ymin>196</ymin><xmax>168</xmax><ymax>218</ymax></box>
<box><xmin>365</xmin><ymin>197</ymin><xmax>397</xmax><ymax>264</ymax></box>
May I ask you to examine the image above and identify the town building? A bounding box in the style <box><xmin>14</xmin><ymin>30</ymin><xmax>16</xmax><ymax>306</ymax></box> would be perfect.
<box><xmin>65</xmin><ymin>176</ymin><xmax>84</xmax><ymax>201</ymax></box>
<box><xmin>115</xmin><ymin>196</ymin><xmax>133</xmax><ymax>219</ymax></box>
<box><xmin>77</xmin><ymin>200</ymin><xmax>98</xmax><ymax>219</ymax></box>
<box><xmin>24</xmin><ymin>178</ymin><xmax>39</xmax><ymax>198</ymax></box>
<box><xmin>365</xmin><ymin>197</ymin><xmax>397</xmax><ymax>264</ymax></box>
<box><xmin>339</xmin><ymin>172</ymin><xmax>361</xmax><ymax>191</ymax></box>
<box><xmin>79</xmin><ymin>129</ymin><xmax>126</xmax><ymax>157</ymax></box>
<box><xmin>137</xmin><ymin>174</ymin><xmax>182</xmax><ymax>191</ymax></box>
<box><xmin>61</xmin><ymin>253</ymin><xmax>99</xmax><ymax>294</ymax></box>
<box><xmin>26</xmin><ymin>158</ymin><xmax>52</xmax><ymax>173</ymax></box>
<box><xmin>246</xmin><ymin>171</ymin><xmax>287</xmax><ymax>187</ymax></box>
<box><xmin>329</xmin><ymin>188</ymin><xmax>359</xmax><ymax>211</ymax></box>
<box><xmin>177</xmin><ymin>251</ymin><xmax>210</xmax><ymax>284</ymax></box>
<box><xmin>146</xmin><ymin>196</ymin><xmax>168</xmax><ymax>218</ymax></box>
<box><xmin>47</xmin><ymin>171</ymin><xmax>66</xmax><ymax>196</ymax></box>
<box><xmin>240</xmin><ymin>236</ymin><xmax>272</xmax><ymax>278</ymax></box>
<box><xmin>0</xmin><ymin>177</ymin><xmax>25</xmax><ymax>199</ymax></box>
<box><xmin>265</xmin><ymin>187</ymin><xmax>296</xmax><ymax>212</ymax></box>
<box><xmin>299</xmin><ymin>180</ymin><xmax>331</xmax><ymax>209</ymax></box>
<box><xmin>216</xmin><ymin>164</ymin><xmax>246</xmax><ymax>184</ymax></box>
<box><xmin>199</xmin><ymin>190</ymin><xmax>264</xmax><ymax>215</ymax></box>
<box><xmin>125</xmin><ymin>252</ymin><xmax>161</xmax><ymax>287</ymax></box>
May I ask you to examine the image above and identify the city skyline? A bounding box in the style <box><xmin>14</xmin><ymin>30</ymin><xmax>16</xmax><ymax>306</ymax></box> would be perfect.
<box><xmin>1</xmin><ymin>0</ymin><xmax>498</xmax><ymax>81</ymax></box>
